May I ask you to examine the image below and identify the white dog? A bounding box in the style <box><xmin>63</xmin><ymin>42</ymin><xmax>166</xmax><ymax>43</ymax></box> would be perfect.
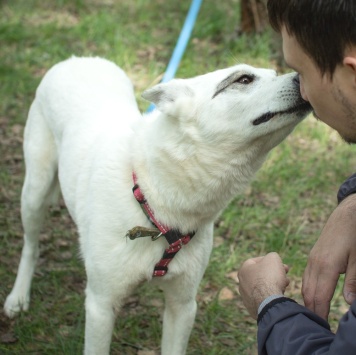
<box><xmin>4</xmin><ymin>57</ymin><xmax>310</xmax><ymax>354</ymax></box>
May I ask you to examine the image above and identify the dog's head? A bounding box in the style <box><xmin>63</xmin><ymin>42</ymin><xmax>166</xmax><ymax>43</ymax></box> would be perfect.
<box><xmin>142</xmin><ymin>64</ymin><xmax>311</xmax><ymax>153</ymax></box>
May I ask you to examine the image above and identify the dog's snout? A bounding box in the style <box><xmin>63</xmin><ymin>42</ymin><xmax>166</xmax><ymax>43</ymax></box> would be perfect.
<box><xmin>292</xmin><ymin>74</ymin><xmax>309</xmax><ymax>102</ymax></box>
<box><xmin>293</xmin><ymin>74</ymin><xmax>300</xmax><ymax>88</ymax></box>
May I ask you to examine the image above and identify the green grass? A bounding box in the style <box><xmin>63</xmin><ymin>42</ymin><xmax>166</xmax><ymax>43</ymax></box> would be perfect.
<box><xmin>1</xmin><ymin>0</ymin><xmax>355</xmax><ymax>354</ymax></box>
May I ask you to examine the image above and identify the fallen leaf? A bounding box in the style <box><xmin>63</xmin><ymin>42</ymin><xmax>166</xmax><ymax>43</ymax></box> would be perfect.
<box><xmin>226</xmin><ymin>271</ymin><xmax>238</xmax><ymax>282</ymax></box>
<box><xmin>213</xmin><ymin>236</ymin><xmax>224</xmax><ymax>248</ymax></box>
<box><xmin>1</xmin><ymin>333</ymin><xmax>17</xmax><ymax>344</ymax></box>
<box><xmin>137</xmin><ymin>350</ymin><xmax>156</xmax><ymax>355</ymax></box>
<box><xmin>218</xmin><ymin>287</ymin><xmax>235</xmax><ymax>301</ymax></box>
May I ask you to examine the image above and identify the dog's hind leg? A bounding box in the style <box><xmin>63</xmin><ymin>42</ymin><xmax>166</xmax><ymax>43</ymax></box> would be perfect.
<box><xmin>4</xmin><ymin>100</ymin><xmax>59</xmax><ymax>318</ymax></box>
<box><xmin>160</xmin><ymin>277</ymin><xmax>199</xmax><ymax>355</ymax></box>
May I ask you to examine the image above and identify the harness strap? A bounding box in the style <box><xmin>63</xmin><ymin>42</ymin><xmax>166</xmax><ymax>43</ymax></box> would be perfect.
<box><xmin>132</xmin><ymin>173</ymin><xmax>195</xmax><ymax>277</ymax></box>
<box><xmin>152</xmin><ymin>230</ymin><xmax>195</xmax><ymax>277</ymax></box>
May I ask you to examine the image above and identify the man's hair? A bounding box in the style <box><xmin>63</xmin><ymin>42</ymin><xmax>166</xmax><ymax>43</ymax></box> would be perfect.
<box><xmin>267</xmin><ymin>0</ymin><xmax>356</xmax><ymax>76</ymax></box>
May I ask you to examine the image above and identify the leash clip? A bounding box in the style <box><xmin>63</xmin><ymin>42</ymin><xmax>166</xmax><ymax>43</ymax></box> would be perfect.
<box><xmin>126</xmin><ymin>226</ymin><xmax>163</xmax><ymax>241</ymax></box>
<box><xmin>151</xmin><ymin>232</ymin><xmax>163</xmax><ymax>241</ymax></box>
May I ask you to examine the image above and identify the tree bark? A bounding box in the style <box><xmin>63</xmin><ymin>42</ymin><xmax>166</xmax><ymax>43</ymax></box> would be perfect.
<box><xmin>240</xmin><ymin>0</ymin><xmax>284</xmax><ymax>69</ymax></box>
<box><xmin>240</xmin><ymin>0</ymin><xmax>268</xmax><ymax>33</ymax></box>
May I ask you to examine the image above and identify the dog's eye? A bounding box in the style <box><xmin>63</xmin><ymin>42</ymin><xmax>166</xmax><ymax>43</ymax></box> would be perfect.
<box><xmin>235</xmin><ymin>75</ymin><xmax>254</xmax><ymax>85</ymax></box>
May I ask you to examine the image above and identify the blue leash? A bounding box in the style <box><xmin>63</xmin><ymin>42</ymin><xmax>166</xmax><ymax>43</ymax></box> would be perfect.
<box><xmin>146</xmin><ymin>0</ymin><xmax>203</xmax><ymax>113</ymax></box>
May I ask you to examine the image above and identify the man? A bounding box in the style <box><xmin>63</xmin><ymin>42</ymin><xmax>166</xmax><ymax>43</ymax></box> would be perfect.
<box><xmin>238</xmin><ymin>0</ymin><xmax>356</xmax><ymax>353</ymax></box>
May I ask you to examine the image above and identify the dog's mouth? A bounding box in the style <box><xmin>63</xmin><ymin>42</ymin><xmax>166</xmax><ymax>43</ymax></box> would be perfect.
<box><xmin>253</xmin><ymin>101</ymin><xmax>312</xmax><ymax>126</ymax></box>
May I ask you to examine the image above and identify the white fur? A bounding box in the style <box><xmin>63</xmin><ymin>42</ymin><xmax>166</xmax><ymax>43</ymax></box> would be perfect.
<box><xmin>4</xmin><ymin>56</ymin><xmax>310</xmax><ymax>354</ymax></box>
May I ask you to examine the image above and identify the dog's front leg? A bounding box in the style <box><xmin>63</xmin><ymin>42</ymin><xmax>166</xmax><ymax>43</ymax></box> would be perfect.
<box><xmin>84</xmin><ymin>286</ymin><xmax>116</xmax><ymax>355</ymax></box>
<box><xmin>161</xmin><ymin>277</ymin><xmax>199</xmax><ymax>355</ymax></box>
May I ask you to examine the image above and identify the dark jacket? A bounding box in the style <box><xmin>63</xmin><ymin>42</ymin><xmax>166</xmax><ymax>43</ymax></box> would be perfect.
<box><xmin>257</xmin><ymin>297</ymin><xmax>356</xmax><ymax>354</ymax></box>
<box><xmin>256</xmin><ymin>176</ymin><xmax>356</xmax><ymax>354</ymax></box>
<box><xmin>337</xmin><ymin>173</ymin><xmax>356</xmax><ymax>203</ymax></box>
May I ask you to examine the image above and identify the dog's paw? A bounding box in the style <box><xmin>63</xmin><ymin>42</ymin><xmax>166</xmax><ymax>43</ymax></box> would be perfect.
<box><xmin>4</xmin><ymin>293</ymin><xmax>30</xmax><ymax>318</ymax></box>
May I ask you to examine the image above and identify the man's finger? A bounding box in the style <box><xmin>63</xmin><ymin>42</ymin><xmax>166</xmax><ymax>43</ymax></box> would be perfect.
<box><xmin>344</xmin><ymin>258</ymin><xmax>356</xmax><ymax>304</ymax></box>
<box><xmin>303</xmin><ymin>266</ymin><xmax>339</xmax><ymax>320</ymax></box>
<box><xmin>241</xmin><ymin>256</ymin><xmax>265</xmax><ymax>267</ymax></box>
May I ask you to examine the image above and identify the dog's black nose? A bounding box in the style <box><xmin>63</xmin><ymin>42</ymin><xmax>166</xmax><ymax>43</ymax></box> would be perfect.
<box><xmin>293</xmin><ymin>74</ymin><xmax>300</xmax><ymax>88</ymax></box>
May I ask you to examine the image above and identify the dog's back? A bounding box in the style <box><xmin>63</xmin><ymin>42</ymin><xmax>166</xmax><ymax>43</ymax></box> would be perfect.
<box><xmin>34</xmin><ymin>56</ymin><xmax>139</xmax><ymax>140</ymax></box>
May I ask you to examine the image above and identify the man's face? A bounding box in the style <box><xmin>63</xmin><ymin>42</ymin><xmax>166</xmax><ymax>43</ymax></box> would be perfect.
<box><xmin>281</xmin><ymin>27</ymin><xmax>356</xmax><ymax>143</ymax></box>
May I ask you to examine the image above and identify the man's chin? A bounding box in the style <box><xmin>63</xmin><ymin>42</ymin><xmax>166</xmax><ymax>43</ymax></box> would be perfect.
<box><xmin>341</xmin><ymin>134</ymin><xmax>356</xmax><ymax>145</ymax></box>
<box><xmin>312</xmin><ymin>111</ymin><xmax>356</xmax><ymax>144</ymax></box>
<box><xmin>312</xmin><ymin>111</ymin><xmax>320</xmax><ymax>120</ymax></box>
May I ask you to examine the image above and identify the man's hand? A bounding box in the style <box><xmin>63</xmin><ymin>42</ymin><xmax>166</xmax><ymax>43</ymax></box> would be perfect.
<box><xmin>238</xmin><ymin>252</ymin><xmax>290</xmax><ymax>319</ymax></box>
<box><xmin>302</xmin><ymin>194</ymin><xmax>356</xmax><ymax>320</ymax></box>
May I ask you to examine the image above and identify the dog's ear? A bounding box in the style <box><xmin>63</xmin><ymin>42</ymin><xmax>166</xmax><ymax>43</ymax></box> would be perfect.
<box><xmin>142</xmin><ymin>80</ymin><xmax>194</xmax><ymax>115</ymax></box>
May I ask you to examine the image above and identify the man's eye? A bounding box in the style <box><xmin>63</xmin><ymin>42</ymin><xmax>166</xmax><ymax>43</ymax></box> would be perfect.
<box><xmin>235</xmin><ymin>75</ymin><xmax>254</xmax><ymax>84</ymax></box>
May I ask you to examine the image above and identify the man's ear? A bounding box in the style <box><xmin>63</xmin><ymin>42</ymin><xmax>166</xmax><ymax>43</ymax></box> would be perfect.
<box><xmin>142</xmin><ymin>79</ymin><xmax>194</xmax><ymax>115</ymax></box>
<box><xmin>343</xmin><ymin>56</ymin><xmax>356</xmax><ymax>83</ymax></box>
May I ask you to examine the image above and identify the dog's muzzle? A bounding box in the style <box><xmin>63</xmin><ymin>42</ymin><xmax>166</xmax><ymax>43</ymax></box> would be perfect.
<box><xmin>252</xmin><ymin>101</ymin><xmax>312</xmax><ymax>126</ymax></box>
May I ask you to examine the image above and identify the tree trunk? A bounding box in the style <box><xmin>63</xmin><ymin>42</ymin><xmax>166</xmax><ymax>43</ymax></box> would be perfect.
<box><xmin>240</xmin><ymin>0</ymin><xmax>268</xmax><ymax>33</ymax></box>
<box><xmin>240</xmin><ymin>0</ymin><xmax>284</xmax><ymax>69</ymax></box>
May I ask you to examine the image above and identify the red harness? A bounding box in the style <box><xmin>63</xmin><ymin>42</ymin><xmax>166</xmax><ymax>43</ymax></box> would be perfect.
<box><xmin>132</xmin><ymin>173</ymin><xmax>195</xmax><ymax>277</ymax></box>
